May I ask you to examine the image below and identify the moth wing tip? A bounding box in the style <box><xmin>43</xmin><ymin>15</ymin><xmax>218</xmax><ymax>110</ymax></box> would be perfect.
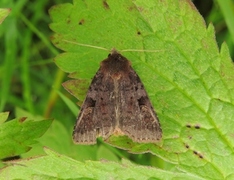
<box><xmin>72</xmin><ymin>131</ymin><xmax>97</xmax><ymax>145</ymax></box>
<box><xmin>73</xmin><ymin>138</ymin><xmax>97</xmax><ymax>145</ymax></box>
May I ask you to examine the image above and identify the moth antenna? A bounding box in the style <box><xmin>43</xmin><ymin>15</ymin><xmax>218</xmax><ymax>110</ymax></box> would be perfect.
<box><xmin>121</xmin><ymin>49</ymin><xmax>164</xmax><ymax>53</ymax></box>
<box><xmin>62</xmin><ymin>40</ymin><xmax>164</xmax><ymax>54</ymax></box>
<box><xmin>62</xmin><ymin>40</ymin><xmax>109</xmax><ymax>52</ymax></box>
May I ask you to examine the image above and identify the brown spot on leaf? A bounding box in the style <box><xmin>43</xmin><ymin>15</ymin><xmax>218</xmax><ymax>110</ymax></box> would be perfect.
<box><xmin>50</xmin><ymin>35</ymin><xmax>61</xmax><ymax>45</ymax></box>
<box><xmin>128</xmin><ymin>6</ymin><xmax>136</xmax><ymax>11</ymax></box>
<box><xmin>79</xmin><ymin>19</ymin><xmax>85</xmax><ymax>25</ymax></box>
<box><xmin>194</xmin><ymin>125</ymin><xmax>200</xmax><ymax>129</ymax></box>
<box><xmin>186</xmin><ymin>124</ymin><xmax>191</xmax><ymax>128</ymax></box>
<box><xmin>103</xmin><ymin>0</ymin><xmax>109</xmax><ymax>9</ymax></box>
<box><xmin>199</xmin><ymin>154</ymin><xmax>203</xmax><ymax>159</ymax></box>
<box><xmin>19</xmin><ymin>117</ymin><xmax>27</xmax><ymax>123</ymax></box>
<box><xmin>193</xmin><ymin>151</ymin><xmax>204</xmax><ymax>159</ymax></box>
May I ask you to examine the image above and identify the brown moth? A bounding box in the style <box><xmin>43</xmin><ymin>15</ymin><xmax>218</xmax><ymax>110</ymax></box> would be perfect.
<box><xmin>73</xmin><ymin>49</ymin><xmax>162</xmax><ymax>144</ymax></box>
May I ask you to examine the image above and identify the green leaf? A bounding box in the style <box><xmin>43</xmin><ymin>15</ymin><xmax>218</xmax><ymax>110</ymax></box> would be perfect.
<box><xmin>0</xmin><ymin>112</ymin><xmax>9</xmax><ymax>125</ymax></box>
<box><xmin>62</xmin><ymin>79</ymin><xmax>90</xmax><ymax>107</ymax></box>
<box><xmin>56</xmin><ymin>88</ymin><xmax>79</xmax><ymax>117</ymax></box>
<box><xmin>0</xmin><ymin>8</ymin><xmax>11</xmax><ymax>24</ymax></box>
<box><xmin>0</xmin><ymin>148</ymin><xmax>203</xmax><ymax>180</ymax></box>
<box><xmin>14</xmin><ymin>108</ymin><xmax>98</xmax><ymax>161</ymax></box>
<box><xmin>49</xmin><ymin>0</ymin><xmax>234</xmax><ymax>179</ymax></box>
<box><xmin>0</xmin><ymin>112</ymin><xmax>52</xmax><ymax>159</ymax></box>
<box><xmin>36</xmin><ymin>117</ymin><xmax>99</xmax><ymax>161</ymax></box>
<box><xmin>216</xmin><ymin>0</ymin><xmax>234</xmax><ymax>44</ymax></box>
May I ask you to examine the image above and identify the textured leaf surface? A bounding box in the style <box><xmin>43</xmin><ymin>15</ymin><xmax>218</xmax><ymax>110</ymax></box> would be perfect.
<box><xmin>0</xmin><ymin>8</ymin><xmax>10</xmax><ymax>24</ymax></box>
<box><xmin>0</xmin><ymin>112</ymin><xmax>9</xmax><ymax>125</ymax></box>
<box><xmin>0</xmin><ymin>148</ymin><xmax>203</xmax><ymax>180</ymax></box>
<box><xmin>13</xmin><ymin>108</ymin><xmax>99</xmax><ymax>162</ymax></box>
<box><xmin>0</xmin><ymin>112</ymin><xmax>52</xmax><ymax>159</ymax></box>
<box><xmin>49</xmin><ymin>0</ymin><xmax>234</xmax><ymax>179</ymax></box>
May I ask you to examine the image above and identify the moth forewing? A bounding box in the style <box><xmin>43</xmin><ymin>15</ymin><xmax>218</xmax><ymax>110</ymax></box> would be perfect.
<box><xmin>73</xmin><ymin>49</ymin><xmax>161</xmax><ymax>144</ymax></box>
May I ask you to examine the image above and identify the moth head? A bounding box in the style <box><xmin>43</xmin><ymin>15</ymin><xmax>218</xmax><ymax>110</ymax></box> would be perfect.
<box><xmin>101</xmin><ymin>49</ymin><xmax>131</xmax><ymax>79</ymax></box>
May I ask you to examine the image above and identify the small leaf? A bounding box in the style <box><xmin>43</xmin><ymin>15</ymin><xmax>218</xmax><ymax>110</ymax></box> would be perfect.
<box><xmin>0</xmin><ymin>8</ymin><xmax>11</xmax><ymax>24</ymax></box>
<box><xmin>0</xmin><ymin>112</ymin><xmax>9</xmax><ymax>125</ymax></box>
<box><xmin>0</xmin><ymin>116</ymin><xmax>52</xmax><ymax>159</ymax></box>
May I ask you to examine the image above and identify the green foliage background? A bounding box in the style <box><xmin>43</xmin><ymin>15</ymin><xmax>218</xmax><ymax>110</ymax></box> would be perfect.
<box><xmin>0</xmin><ymin>0</ymin><xmax>234</xmax><ymax>179</ymax></box>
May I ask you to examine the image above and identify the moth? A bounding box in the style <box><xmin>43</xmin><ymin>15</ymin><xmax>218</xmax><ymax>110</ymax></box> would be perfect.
<box><xmin>73</xmin><ymin>49</ymin><xmax>162</xmax><ymax>144</ymax></box>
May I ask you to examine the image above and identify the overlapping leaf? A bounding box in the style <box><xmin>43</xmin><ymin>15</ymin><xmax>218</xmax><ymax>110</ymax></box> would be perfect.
<box><xmin>0</xmin><ymin>148</ymin><xmax>203</xmax><ymax>180</ymax></box>
<box><xmin>0</xmin><ymin>112</ymin><xmax>52</xmax><ymax>159</ymax></box>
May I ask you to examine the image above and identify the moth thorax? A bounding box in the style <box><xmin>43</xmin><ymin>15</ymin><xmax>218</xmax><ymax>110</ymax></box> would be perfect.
<box><xmin>101</xmin><ymin>57</ymin><xmax>131</xmax><ymax>78</ymax></box>
<box><xmin>111</xmin><ymin>72</ymin><xmax>123</xmax><ymax>80</ymax></box>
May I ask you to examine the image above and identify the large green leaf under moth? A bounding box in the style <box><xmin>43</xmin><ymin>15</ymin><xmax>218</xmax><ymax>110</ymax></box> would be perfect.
<box><xmin>50</xmin><ymin>0</ymin><xmax>234</xmax><ymax>179</ymax></box>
